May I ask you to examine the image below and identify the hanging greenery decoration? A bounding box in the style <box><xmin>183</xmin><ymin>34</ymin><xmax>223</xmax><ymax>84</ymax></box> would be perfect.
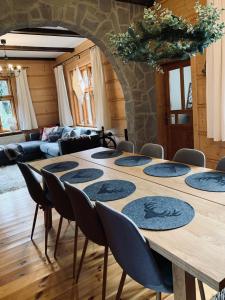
<box><xmin>108</xmin><ymin>1</ymin><xmax>225</xmax><ymax>72</ymax></box>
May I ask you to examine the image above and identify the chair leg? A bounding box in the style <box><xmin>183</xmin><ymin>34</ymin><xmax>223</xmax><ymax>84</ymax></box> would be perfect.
<box><xmin>45</xmin><ymin>208</ymin><xmax>49</xmax><ymax>256</ymax></box>
<box><xmin>156</xmin><ymin>292</ymin><xmax>161</xmax><ymax>300</ymax></box>
<box><xmin>54</xmin><ymin>216</ymin><xmax>63</xmax><ymax>259</ymax></box>
<box><xmin>31</xmin><ymin>204</ymin><xmax>39</xmax><ymax>240</ymax></box>
<box><xmin>76</xmin><ymin>237</ymin><xmax>89</xmax><ymax>283</ymax></box>
<box><xmin>116</xmin><ymin>270</ymin><xmax>126</xmax><ymax>300</ymax></box>
<box><xmin>73</xmin><ymin>223</ymin><xmax>79</xmax><ymax>279</ymax></box>
<box><xmin>198</xmin><ymin>280</ymin><xmax>206</xmax><ymax>300</ymax></box>
<box><xmin>102</xmin><ymin>246</ymin><xmax>108</xmax><ymax>300</ymax></box>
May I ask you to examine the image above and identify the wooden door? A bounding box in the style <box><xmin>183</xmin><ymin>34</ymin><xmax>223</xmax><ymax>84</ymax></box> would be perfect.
<box><xmin>165</xmin><ymin>61</ymin><xmax>194</xmax><ymax>159</ymax></box>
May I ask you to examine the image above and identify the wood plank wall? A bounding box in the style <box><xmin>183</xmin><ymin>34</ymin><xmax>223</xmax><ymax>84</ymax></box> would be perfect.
<box><xmin>1</xmin><ymin>60</ymin><xmax>58</xmax><ymax>128</ymax></box>
<box><xmin>158</xmin><ymin>0</ymin><xmax>222</xmax><ymax>168</ymax></box>
<box><xmin>56</xmin><ymin>39</ymin><xmax>127</xmax><ymax>139</ymax></box>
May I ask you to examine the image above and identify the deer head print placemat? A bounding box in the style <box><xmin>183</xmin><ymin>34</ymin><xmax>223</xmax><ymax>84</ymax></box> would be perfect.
<box><xmin>60</xmin><ymin>168</ymin><xmax>104</xmax><ymax>184</ymax></box>
<box><xmin>91</xmin><ymin>150</ymin><xmax>123</xmax><ymax>159</ymax></box>
<box><xmin>115</xmin><ymin>155</ymin><xmax>152</xmax><ymax>167</ymax></box>
<box><xmin>83</xmin><ymin>179</ymin><xmax>136</xmax><ymax>201</ymax></box>
<box><xmin>42</xmin><ymin>161</ymin><xmax>79</xmax><ymax>173</ymax></box>
<box><xmin>122</xmin><ymin>196</ymin><xmax>195</xmax><ymax>230</ymax></box>
<box><xmin>185</xmin><ymin>171</ymin><xmax>225</xmax><ymax>192</ymax></box>
<box><xmin>144</xmin><ymin>163</ymin><xmax>191</xmax><ymax>177</ymax></box>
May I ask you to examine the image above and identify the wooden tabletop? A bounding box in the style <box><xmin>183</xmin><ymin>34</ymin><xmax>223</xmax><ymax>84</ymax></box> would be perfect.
<box><xmin>29</xmin><ymin>152</ymin><xmax>225</xmax><ymax>296</ymax></box>
<box><xmin>71</xmin><ymin>147</ymin><xmax>225</xmax><ymax>207</ymax></box>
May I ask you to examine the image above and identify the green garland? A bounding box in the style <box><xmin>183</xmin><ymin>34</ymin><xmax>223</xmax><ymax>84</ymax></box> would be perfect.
<box><xmin>108</xmin><ymin>1</ymin><xmax>225</xmax><ymax>72</ymax></box>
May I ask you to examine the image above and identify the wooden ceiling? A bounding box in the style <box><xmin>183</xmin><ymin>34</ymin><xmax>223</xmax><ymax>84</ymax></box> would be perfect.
<box><xmin>116</xmin><ymin>0</ymin><xmax>154</xmax><ymax>6</ymax></box>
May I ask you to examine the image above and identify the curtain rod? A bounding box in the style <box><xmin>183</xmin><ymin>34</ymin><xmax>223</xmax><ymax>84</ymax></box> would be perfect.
<box><xmin>54</xmin><ymin>45</ymin><xmax>96</xmax><ymax>68</ymax></box>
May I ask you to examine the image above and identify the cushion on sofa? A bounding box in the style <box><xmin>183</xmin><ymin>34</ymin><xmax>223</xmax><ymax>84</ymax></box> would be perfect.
<box><xmin>40</xmin><ymin>142</ymin><xmax>60</xmax><ymax>157</ymax></box>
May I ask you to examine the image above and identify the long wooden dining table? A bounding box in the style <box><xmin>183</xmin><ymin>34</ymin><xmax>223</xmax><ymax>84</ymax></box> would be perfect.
<box><xmin>29</xmin><ymin>147</ymin><xmax>225</xmax><ymax>300</ymax></box>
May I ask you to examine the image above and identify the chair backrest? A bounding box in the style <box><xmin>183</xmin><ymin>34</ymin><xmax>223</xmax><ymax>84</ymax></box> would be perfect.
<box><xmin>216</xmin><ymin>157</ymin><xmax>225</xmax><ymax>172</ymax></box>
<box><xmin>173</xmin><ymin>148</ymin><xmax>206</xmax><ymax>167</ymax></box>
<box><xmin>96</xmin><ymin>202</ymin><xmax>172</xmax><ymax>293</ymax></box>
<box><xmin>140</xmin><ymin>143</ymin><xmax>164</xmax><ymax>159</ymax></box>
<box><xmin>41</xmin><ymin>169</ymin><xmax>74</xmax><ymax>220</ymax></box>
<box><xmin>117</xmin><ymin>140</ymin><xmax>134</xmax><ymax>153</ymax></box>
<box><xmin>65</xmin><ymin>182</ymin><xmax>106</xmax><ymax>246</ymax></box>
<box><xmin>17</xmin><ymin>162</ymin><xmax>47</xmax><ymax>207</ymax></box>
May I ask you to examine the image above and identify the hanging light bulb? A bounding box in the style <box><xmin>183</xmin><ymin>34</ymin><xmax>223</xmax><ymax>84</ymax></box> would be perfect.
<box><xmin>0</xmin><ymin>40</ymin><xmax>22</xmax><ymax>77</ymax></box>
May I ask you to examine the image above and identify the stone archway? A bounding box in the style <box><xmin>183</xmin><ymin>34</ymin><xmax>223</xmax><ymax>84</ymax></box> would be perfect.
<box><xmin>0</xmin><ymin>0</ymin><xmax>157</xmax><ymax>149</ymax></box>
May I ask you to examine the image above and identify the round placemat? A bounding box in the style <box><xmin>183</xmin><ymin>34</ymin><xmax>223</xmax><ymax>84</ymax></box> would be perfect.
<box><xmin>115</xmin><ymin>155</ymin><xmax>152</xmax><ymax>167</ymax></box>
<box><xmin>43</xmin><ymin>161</ymin><xmax>78</xmax><ymax>173</ymax></box>
<box><xmin>122</xmin><ymin>196</ymin><xmax>195</xmax><ymax>231</ymax></box>
<box><xmin>185</xmin><ymin>171</ymin><xmax>225</xmax><ymax>192</ymax></box>
<box><xmin>60</xmin><ymin>168</ymin><xmax>104</xmax><ymax>184</ymax></box>
<box><xmin>91</xmin><ymin>150</ymin><xmax>123</xmax><ymax>159</ymax></box>
<box><xmin>83</xmin><ymin>179</ymin><xmax>136</xmax><ymax>202</ymax></box>
<box><xmin>144</xmin><ymin>162</ymin><xmax>191</xmax><ymax>177</ymax></box>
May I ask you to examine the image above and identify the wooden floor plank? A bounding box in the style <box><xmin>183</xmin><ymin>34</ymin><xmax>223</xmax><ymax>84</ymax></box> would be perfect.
<box><xmin>0</xmin><ymin>187</ymin><xmax>217</xmax><ymax>300</ymax></box>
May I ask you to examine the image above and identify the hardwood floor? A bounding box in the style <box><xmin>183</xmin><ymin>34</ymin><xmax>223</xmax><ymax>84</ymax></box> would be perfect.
<box><xmin>0</xmin><ymin>187</ymin><xmax>217</xmax><ymax>300</ymax></box>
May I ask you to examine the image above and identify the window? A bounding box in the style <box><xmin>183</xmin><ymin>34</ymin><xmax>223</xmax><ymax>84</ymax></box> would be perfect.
<box><xmin>0</xmin><ymin>78</ymin><xmax>17</xmax><ymax>132</ymax></box>
<box><xmin>167</xmin><ymin>62</ymin><xmax>192</xmax><ymax>125</ymax></box>
<box><xmin>71</xmin><ymin>64</ymin><xmax>96</xmax><ymax>127</ymax></box>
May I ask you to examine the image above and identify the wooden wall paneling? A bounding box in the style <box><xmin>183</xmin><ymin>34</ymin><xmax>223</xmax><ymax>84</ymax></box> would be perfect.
<box><xmin>0</xmin><ymin>59</ymin><xmax>59</xmax><ymax>128</ymax></box>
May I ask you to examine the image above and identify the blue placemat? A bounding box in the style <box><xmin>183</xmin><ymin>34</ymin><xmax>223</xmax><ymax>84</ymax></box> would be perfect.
<box><xmin>185</xmin><ymin>171</ymin><xmax>225</xmax><ymax>192</ymax></box>
<box><xmin>43</xmin><ymin>161</ymin><xmax>78</xmax><ymax>173</ymax></box>
<box><xmin>91</xmin><ymin>150</ymin><xmax>123</xmax><ymax>159</ymax></box>
<box><xmin>60</xmin><ymin>168</ymin><xmax>104</xmax><ymax>184</ymax></box>
<box><xmin>144</xmin><ymin>162</ymin><xmax>191</xmax><ymax>177</ymax></box>
<box><xmin>83</xmin><ymin>179</ymin><xmax>136</xmax><ymax>202</ymax></box>
<box><xmin>122</xmin><ymin>196</ymin><xmax>195</xmax><ymax>231</ymax></box>
<box><xmin>115</xmin><ymin>155</ymin><xmax>152</xmax><ymax>167</ymax></box>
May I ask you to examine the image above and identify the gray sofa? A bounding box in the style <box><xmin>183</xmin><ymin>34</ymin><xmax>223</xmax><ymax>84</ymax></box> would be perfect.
<box><xmin>0</xmin><ymin>126</ymin><xmax>101</xmax><ymax>166</ymax></box>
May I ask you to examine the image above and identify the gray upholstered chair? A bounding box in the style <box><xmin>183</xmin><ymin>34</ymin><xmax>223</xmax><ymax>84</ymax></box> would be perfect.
<box><xmin>216</xmin><ymin>157</ymin><xmax>225</xmax><ymax>172</ymax></box>
<box><xmin>65</xmin><ymin>182</ymin><xmax>108</xmax><ymax>300</ymax></box>
<box><xmin>117</xmin><ymin>140</ymin><xmax>134</xmax><ymax>153</ymax></box>
<box><xmin>17</xmin><ymin>162</ymin><xmax>52</xmax><ymax>256</ymax></box>
<box><xmin>96</xmin><ymin>202</ymin><xmax>173</xmax><ymax>300</ymax></box>
<box><xmin>173</xmin><ymin>148</ymin><xmax>206</xmax><ymax>167</ymax></box>
<box><xmin>41</xmin><ymin>169</ymin><xmax>78</xmax><ymax>277</ymax></box>
<box><xmin>140</xmin><ymin>143</ymin><xmax>164</xmax><ymax>159</ymax></box>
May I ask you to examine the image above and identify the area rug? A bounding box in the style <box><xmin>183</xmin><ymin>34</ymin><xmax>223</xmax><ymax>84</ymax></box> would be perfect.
<box><xmin>122</xmin><ymin>196</ymin><xmax>195</xmax><ymax>231</ymax></box>
<box><xmin>0</xmin><ymin>164</ymin><xmax>42</xmax><ymax>194</ymax></box>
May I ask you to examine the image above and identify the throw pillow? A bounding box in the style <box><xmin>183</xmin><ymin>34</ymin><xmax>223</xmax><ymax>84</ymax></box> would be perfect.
<box><xmin>47</xmin><ymin>132</ymin><xmax>62</xmax><ymax>142</ymax></box>
<box><xmin>41</xmin><ymin>126</ymin><xmax>58</xmax><ymax>141</ymax></box>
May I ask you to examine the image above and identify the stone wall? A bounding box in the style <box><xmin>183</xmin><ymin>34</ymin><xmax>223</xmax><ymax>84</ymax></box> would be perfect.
<box><xmin>0</xmin><ymin>0</ymin><xmax>157</xmax><ymax>149</ymax></box>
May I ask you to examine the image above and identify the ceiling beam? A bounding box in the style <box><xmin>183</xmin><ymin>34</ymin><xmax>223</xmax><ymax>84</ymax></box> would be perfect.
<box><xmin>0</xmin><ymin>45</ymin><xmax>74</xmax><ymax>52</ymax></box>
<box><xmin>116</xmin><ymin>0</ymin><xmax>154</xmax><ymax>6</ymax></box>
<box><xmin>0</xmin><ymin>57</ymin><xmax>56</xmax><ymax>61</ymax></box>
<box><xmin>10</xmin><ymin>28</ymin><xmax>82</xmax><ymax>38</ymax></box>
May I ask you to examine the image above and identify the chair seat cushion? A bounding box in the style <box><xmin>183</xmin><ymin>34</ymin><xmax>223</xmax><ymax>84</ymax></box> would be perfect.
<box><xmin>40</xmin><ymin>142</ymin><xmax>60</xmax><ymax>157</ymax></box>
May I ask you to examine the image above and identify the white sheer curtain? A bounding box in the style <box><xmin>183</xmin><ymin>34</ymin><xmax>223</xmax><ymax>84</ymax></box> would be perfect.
<box><xmin>72</xmin><ymin>67</ymin><xmax>85</xmax><ymax>124</ymax></box>
<box><xmin>90</xmin><ymin>46</ymin><xmax>111</xmax><ymax>130</ymax></box>
<box><xmin>54</xmin><ymin>65</ymin><xmax>73</xmax><ymax>126</ymax></box>
<box><xmin>15</xmin><ymin>69</ymin><xmax>38</xmax><ymax>130</ymax></box>
<box><xmin>206</xmin><ymin>0</ymin><xmax>225</xmax><ymax>141</ymax></box>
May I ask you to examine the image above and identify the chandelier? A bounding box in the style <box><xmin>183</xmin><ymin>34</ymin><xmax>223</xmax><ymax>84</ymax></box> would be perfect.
<box><xmin>0</xmin><ymin>39</ymin><xmax>22</xmax><ymax>77</ymax></box>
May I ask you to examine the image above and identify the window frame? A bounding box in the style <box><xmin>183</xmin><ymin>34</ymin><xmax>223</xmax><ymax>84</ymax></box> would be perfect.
<box><xmin>0</xmin><ymin>76</ymin><xmax>18</xmax><ymax>132</ymax></box>
<box><xmin>70</xmin><ymin>63</ymin><xmax>96</xmax><ymax>128</ymax></box>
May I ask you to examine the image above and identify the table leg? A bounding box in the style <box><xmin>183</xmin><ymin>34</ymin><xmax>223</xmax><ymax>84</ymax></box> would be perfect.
<box><xmin>172</xmin><ymin>264</ymin><xmax>196</xmax><ymax>300</ymax></box>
